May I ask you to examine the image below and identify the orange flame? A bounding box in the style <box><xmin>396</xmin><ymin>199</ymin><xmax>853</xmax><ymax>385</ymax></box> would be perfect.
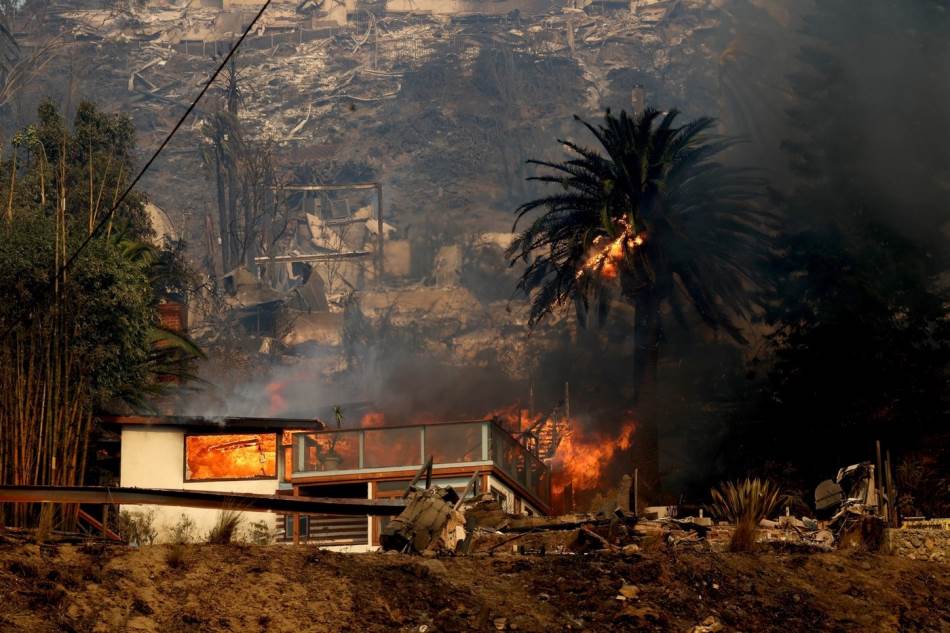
<box><xmin>284</xmin><ymin>403</ymin><xmax>635</xmax><ymax>505</ymax></box>
<box><xmin>265</xmin><ymin>381</ymin><xmax>287</xmax><ymax>416</ymax></box>
<box><xmin>185</xmin><ymin>434</ymin><xmax>277</xmax><ymax>480</ymax></box>
<box><xmin>359</xmin><ymin>412</ymin><xmax>386</xmax><ymax>428</ymax></box>
<box><xmin>577</xmin><ymin>226</ymin><xmax>645</xmax><ymax>280</ymax></box>
<box><xmin>551</xmin><ymin>420</ymin><xmax>636</xmax><ymax>494</ymax></box>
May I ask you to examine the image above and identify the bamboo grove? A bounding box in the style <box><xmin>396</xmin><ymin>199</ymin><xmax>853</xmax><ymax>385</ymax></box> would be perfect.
<box><xmin>0</xmin><ymin>101</ymin><xmax>200</xmax><ymax>529</ymax></box>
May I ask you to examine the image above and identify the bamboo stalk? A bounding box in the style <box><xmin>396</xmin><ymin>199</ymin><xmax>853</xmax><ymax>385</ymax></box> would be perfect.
<box><xmin>5</xmin><ymin>146</ymin><xmax>15</xmax><ymax>223</ymax></box>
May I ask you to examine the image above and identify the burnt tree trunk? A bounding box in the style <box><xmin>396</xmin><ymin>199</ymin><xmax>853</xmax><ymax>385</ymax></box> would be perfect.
<box><xmin>213</xmin><ymin>147</ymin><xmax>230</xmax><ymax>273</ymax></box>
<box><xmin>226</xmin><ymin>160</ymin><xmax>240</xmax><ymax>270</ymax></box>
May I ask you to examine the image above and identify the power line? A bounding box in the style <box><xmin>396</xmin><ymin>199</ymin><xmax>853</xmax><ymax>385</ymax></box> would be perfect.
<box><xmin>0</xmin><ymin>0</ymin><xmax>274</xmax><ymax>341</ymax></box>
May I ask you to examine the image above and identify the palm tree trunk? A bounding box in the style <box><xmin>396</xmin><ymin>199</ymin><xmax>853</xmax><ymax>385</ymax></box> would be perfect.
<box><xmin>633</xmin><ymin>291</ymin><xmax>662</xmax><ymax>506</ymax></box>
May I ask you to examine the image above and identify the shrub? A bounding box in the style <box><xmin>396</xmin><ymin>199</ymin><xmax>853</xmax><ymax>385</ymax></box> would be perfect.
<box><xmin>207</xmin><ymin>510</ymin><xmax>243</xmax><ymax>545</ymax></box>
<box><xmin>164</xmin><ymin>513</ymin><xmax>196</xmax><ymax>569</ymax></box>
<box><xmin>709</xmin><ymin>478</ymin><xmax>783</xmax><ymax>552</ymax></box>
<box><xmin>165</xmin><ymin>543</ymin><xmax>188</xmax><ymax>569</ymax></box>
<box><xmin>247</xmin><ymin>519</ymin><xmax>274</xmax><ymax>545</ymax></box>
<box><xmin>167</xmin><ymin>513</ymin><xmax>197</xmax><ymax>545</ymax></box>
<box><xmin>117</xmin><ymin>509</ymin><xmax>158</xmax><ymax>546</ymax></box>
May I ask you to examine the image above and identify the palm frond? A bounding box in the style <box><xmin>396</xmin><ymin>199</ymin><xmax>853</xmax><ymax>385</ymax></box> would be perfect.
<box><xmin>509</xmin><ymin>107</ymin><xmax>774</xmax><ymax>342</ymax></box>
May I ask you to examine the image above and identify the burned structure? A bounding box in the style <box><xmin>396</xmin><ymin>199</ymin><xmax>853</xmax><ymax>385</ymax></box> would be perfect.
<box><xmin>108</xmin><ymin>413</ymin><xmax>550</xmax><ymax>547</ymax></box>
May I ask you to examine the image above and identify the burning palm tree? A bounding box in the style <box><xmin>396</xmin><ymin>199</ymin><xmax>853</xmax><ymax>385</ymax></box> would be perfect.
<box><xmin>507</xmin><ymin>108</ymin><xmax>773</xmax><ymax>495</ymax></box>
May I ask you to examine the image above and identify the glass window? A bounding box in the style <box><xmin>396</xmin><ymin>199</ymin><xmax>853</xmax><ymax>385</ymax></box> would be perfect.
<box><xmin>363</xmin><ymin>427</ymin><xmax>421</xmax><ymax>468</ymax></box>
<box><xmin>284</xmin><ymin>515</ymin><xmax>309</xmax><ymax>541</ymax></box>
<box><xmin>491</xmin><ymin>426</ymin><xmax>526</xmax><ymax>486</ymax></box>
<box><xmin>294</xmin><ymin>431</ymin><xmax>360</xmax><ymax>472</ymax></box>
<box><xmin>185</xmin><ymin>434</ymin><xmax>277</xmax><ymax>481</ymax></box>
<box><xmin>425</xmin><ymin>423</ymin><xmax>483</xmax><ymax>464</ymax></box>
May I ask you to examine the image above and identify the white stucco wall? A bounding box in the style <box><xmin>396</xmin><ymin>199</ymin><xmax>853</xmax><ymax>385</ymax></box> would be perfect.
<box><xmin>119</xmin><ymin>427</ymin><xmax>280</xmax><ymax>543</ymax></box>
<box><xmin>487</xmin><ymin>475</ymin><xmax>543</xmax><ymax>516</ymax></box>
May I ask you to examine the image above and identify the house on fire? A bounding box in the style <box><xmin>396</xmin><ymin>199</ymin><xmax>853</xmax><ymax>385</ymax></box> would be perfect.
<box><xmin>105</xmin><ymin>415</ymin><xmax>551</xmax><ymax>549</ymax></box>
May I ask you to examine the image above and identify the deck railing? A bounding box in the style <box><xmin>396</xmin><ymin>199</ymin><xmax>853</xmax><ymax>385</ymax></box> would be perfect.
<box><xmin>291</xmin><ymin>420</ymin><xmax>550</xmax><ymax>505</ymax></box>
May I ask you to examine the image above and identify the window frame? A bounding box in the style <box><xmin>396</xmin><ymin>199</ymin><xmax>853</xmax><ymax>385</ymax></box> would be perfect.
<box><xmin>182</xmin><ymin>432</ymin><xmax>280</xmax><ymax>483</ymax></box>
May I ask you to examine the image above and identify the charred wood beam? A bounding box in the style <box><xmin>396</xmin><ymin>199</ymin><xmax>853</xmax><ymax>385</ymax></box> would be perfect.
<box><xmin>272</xmin><ymin>181</ymin><xmax>384</xmax><ymax>278</ymax></box>
<box><xmin>254</xmin><ymin>250</ymin><xmax>372</xmax><ymax>264</ymax></box>
<box><xmin>500</xmin><ymin>513</ymin><xmax>637</xmax><ymax>533</ymax></box>
<box><xmin>0</xmin><ymin>486</ymin><xmax>406</xmax><ymax>516</ymax></box>
<box><xmin>322</xmin><ymin>216</ymin><xmax>374</xmax><ymax>227</ymax></box>
<box><xmin>277</xmin><ymin>183</ymin><xmax>379</xmax><ymax>192</ymax></box>
<box><xmin>404</xmin><ymin>456</ymin><xmax>434</xmax><ymax>498</ymax></box>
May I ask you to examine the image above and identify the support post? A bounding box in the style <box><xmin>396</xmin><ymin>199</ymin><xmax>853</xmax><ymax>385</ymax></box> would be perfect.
<box><xmin>293</xmin><ymin>487</ymin><xmax>300</xmax><ymax>545</ymax></box>
<box><xmin>875</xmin><ymin>440</ymin><xmax>884</xmax><ymax>516</ymax></box>
<box><xmin>633</xmin><ymin>467</ymin><xmax>639</xmax><ymax>515</ymax></box>
<box><xmin>885</xmin><ymin>450</ymin><xmax>898</xmax><ymax>527</ymax></box>
<box><xmin>564</xmin><ymin>382</ymin><xmax>571</xmax><ymax>419</ymax></box>
<box><xmin>375</xmin><ymin>182</ymin><xmax>384</xmax><ymax>282</ymax></box>
<box><xmin>403</xmin><ymin>456</ymin><xmax>434</xmax><ymax>498</ymax></box>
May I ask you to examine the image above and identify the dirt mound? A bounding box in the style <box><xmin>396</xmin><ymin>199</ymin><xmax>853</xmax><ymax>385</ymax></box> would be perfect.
<box><xmin>0</xmin><ymin>541</ymin><xmax>947</xmax><ymax>632</ymax></box>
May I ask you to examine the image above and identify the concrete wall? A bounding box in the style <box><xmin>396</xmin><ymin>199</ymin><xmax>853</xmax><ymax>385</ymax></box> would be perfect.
<box><xmin>119</xmin><ymin>427</ymin><xmax>280</xmax><ymax>543</ymax></box>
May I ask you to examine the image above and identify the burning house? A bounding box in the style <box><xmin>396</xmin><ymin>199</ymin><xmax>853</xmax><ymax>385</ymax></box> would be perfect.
<box><xmin>108</xmin><ymin>413</ymin><xmax>551</xmax><ymax>548</ymax></box>
<box><xmin>105</xmin><ymin>414</ymin><xmax>325</xmax><ymax>541</ymax></box>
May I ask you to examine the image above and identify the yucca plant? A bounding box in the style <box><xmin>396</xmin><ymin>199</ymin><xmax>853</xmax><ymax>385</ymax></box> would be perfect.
<box><xmin>709</xmin><ymin>478</ymin><xmax>783</xmax><ymax>551</ymax></box>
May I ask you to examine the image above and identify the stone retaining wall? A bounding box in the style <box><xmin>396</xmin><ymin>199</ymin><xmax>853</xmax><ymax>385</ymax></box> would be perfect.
<box><xmin>888</xmin><ymin>525</ymin><xmax>950</xmax><ymax>562</ymax></box>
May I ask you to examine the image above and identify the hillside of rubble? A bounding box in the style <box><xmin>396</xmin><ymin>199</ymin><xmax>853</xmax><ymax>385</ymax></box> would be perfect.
<box><xmin>0</xmin><ymin>541</ymin><xmax>948</xmax><ymax>633</ymax></box>
<box><xmin>7</xmin><ymin>0</ymin><xmax>759</xmax><ymax>235</ymax></box>
<box><xmin>0</xmin><ymin>0</ymin><xmax>802</xmax><ymax>434</ymax></box>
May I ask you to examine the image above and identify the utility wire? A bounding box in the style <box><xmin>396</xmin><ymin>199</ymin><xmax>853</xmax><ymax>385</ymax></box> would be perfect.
<box><xmin>1</xmin><ymin>0</ymin><xmax>273</xmax><ymax>341</ymax></box>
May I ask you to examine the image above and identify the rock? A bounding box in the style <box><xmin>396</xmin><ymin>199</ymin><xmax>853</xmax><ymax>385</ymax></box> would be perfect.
<box><xmin>691</xmin><ymin>616</ymin><xmax>724</xmax><ymax>633</ymax></box>
<box><xmin>617</xmin><ymin>605</ymin><xmax>661</xmax><ymax>625</ymax></box>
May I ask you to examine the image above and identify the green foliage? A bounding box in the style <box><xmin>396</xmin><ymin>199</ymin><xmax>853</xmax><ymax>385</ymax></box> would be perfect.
<box><xmin>12</xmin><ymin>99</ymin><xmax>151</xmax><ymax>240</ymax></box>
<box><xmin>167</xmin><ymin>513</ymin><xmax>197</xmax><ymax>545</ymax></box>
<box><xmin>507</xmin><ymin>108</ymin><xmax>773</xmax><ymax>336</ymax></box>
<box><xmin>896</xmin><ymin>438</ymin><xmax>950</xmax><ymax>519</ymax></box>
<box><xmin>0</xmin><ymin>210</ymin><xmax>153</xmax><ymax>406</ymax></box>
<box><xmin>247</xmin><ymin>520</ymin><xmax>273</xmax><ymax>545</ymax></box>
<box><xmin>117</xmin><ymin>509</ymin><xmax>158</xmax><ymax>546</ymax></box>
<box><xmin>0</xmin><ymin>101</ymin><xmax>203</xmax><ymax>409</ymax></box>
<box><xmin>728</xmin><ymin>0</ymin><xmax>950</xmax><ymax>494</ymax></box>
<box><xmin>760</xmin><ymin>223</ymin><xmax>949</xmax><ymax>445</ymax></box>
<box><xmin>165</xmin><ymin>514</ymin><xmax>196</xmax><ymax>568</ymax></box>
<box><xmin>0</xmin><ymin>102</ymin><xmax>203</xmax><ymax>529</ymax></box>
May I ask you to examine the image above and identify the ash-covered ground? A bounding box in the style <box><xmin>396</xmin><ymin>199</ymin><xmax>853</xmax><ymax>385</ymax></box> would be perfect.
<box><xmin>0</xmin><ymin>540</ymin><xmax>947</xmax><ymax>632</ymax></box>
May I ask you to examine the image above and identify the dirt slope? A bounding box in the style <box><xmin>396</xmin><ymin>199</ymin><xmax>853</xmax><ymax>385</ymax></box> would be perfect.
<box><xmin>0</xmin><ymin>542</ymin><xmax>947</xmax><ymax>633</ymax></box>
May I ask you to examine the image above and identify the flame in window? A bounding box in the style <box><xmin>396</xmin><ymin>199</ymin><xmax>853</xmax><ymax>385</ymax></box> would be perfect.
<box><xmin>185</xmin><ymin>434</ymin><xmax>277</xmax><ymax>481</ymax></box>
